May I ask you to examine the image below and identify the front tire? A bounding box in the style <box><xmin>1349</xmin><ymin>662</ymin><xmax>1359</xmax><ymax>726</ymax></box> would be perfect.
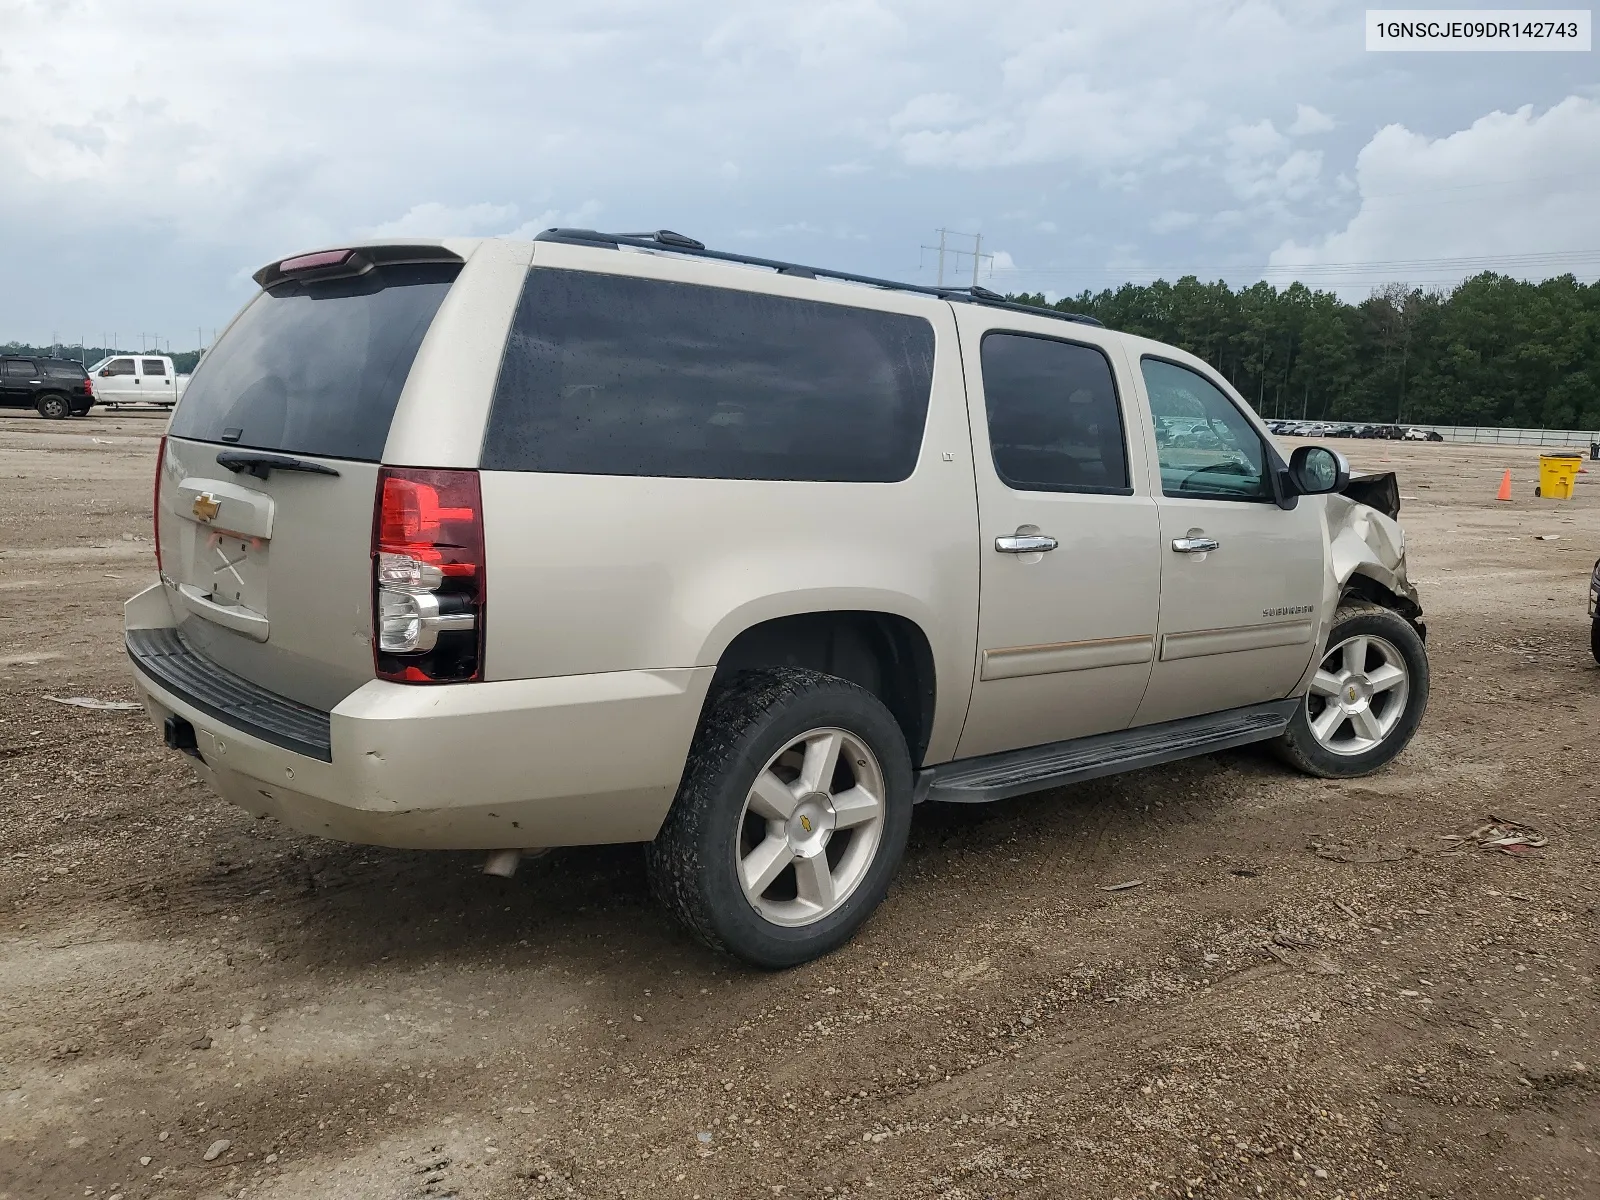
<box><xmin>36</xmin><ymin>393</ymin><xmax>70</xmax><ymax>419</ymax></box>
<box><xmin>1590</xmin><ymin>619</ymin><xmax>1599</xmax><ymax>665</ymax></box>
<box><xmin>1274</xmin><ymin>601</ymin><xmax>1429</xmax><ymax>778</ymax></box>
<box><xmin>647</xmin><ymin>668</ymin><xmax>913</xmax><ymax>969</ymax></box>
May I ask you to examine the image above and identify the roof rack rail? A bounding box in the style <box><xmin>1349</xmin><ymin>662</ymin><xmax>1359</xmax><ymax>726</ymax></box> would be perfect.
<box><xmin>533</xmin><ymin>228</ymin><xmax>1104</xmax><ymax>328</ymax></box>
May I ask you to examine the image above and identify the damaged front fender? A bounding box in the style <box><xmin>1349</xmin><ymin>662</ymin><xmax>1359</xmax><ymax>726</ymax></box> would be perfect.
<box><xmin>1290</xmin><ymin>476</ymin><xmax>1425</xmax><ymax>698</ymax></box>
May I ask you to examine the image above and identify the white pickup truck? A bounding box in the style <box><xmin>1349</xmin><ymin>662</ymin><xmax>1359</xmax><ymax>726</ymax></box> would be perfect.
<box><xmin>87</xmin><ymin>354</ymin><xmax>188</xmax><ymax>409</ymax></box>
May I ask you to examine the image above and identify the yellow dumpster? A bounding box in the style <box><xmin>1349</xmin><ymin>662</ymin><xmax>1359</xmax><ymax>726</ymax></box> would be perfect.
<box><xmin>1537</xmin><ymin>452</ymin><xmax>1582</xmax><ymax>500</ymax></box>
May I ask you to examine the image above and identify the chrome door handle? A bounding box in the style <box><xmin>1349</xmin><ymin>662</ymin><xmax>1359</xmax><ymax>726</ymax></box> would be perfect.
<box><xmin>995</xmin><ymin>534</ymin><xmax>1058</xmax><ymax>554</ymax></box>
<box><xmin>1171</xmin><ymin>536</ymin><xmax>1220</xmax><ymax>554</ymax></box>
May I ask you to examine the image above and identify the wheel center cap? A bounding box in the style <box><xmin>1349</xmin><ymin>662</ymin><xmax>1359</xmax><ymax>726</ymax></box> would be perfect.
<box><xmin>1342</xmin><ymin>676</ymin><xmax>1373</xmax><ymax>712</ymax></box>
<box><xmin>788</xmin><ymin>793</ymin><xmax>836</xmax><ymax>852</ymax></box>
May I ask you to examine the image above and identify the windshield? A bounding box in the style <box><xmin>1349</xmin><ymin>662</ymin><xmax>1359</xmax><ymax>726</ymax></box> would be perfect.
<box><xmin>169</xmin><ymin>262</ymin><xmax>459</xmax><ymax>461</ymax></box>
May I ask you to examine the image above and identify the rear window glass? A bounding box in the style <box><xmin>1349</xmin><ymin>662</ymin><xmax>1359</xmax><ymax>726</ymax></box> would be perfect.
<box><xmin>170</xmin><ymin>262</ymin><xmax>459</xmax><ymax>461</ymax></box>
<box><xmin>47</xmin><ymin>361</ymin><xmax>88</xmax><ymax>378</ymax></box>
<box><xmin>141</xmin><ymin>358</ymin><xmax>167</xmax><ymax>375</ymax></box>
<box><xmin>482</xmin><ymin>269</ymin><xmax>936</xmax><ymax>482</ymax></box>
<box><xmin>980</xmin><ymin>332</ymin><xmax>1129</xmax><ymax>494</ymax></box>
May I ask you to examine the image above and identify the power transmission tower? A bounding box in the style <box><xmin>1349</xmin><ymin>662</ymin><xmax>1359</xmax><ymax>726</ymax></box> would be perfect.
<box><xmin>920</xmin><ymin>228</ymin><xmax>994</xmax><ymax>289</ymax></box>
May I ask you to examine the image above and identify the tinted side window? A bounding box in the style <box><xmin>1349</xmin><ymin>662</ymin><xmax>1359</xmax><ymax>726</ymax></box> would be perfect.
<box><xmin>169</xmin><ymin>263</ymin><xmax>458</xmax><ymax>460</ymax></box>
<box><xmin>4</xmin><ymin>360</ymin><xmax>36</xmax><ymax>377</ymax></box>
<box><xmin>47</xmin><ymin>362</ymin><xmax>87</xmax><ymax>378</ymax></box>
<box><xmin>1141</xmin><ymin>357</ymin><xmax>1270</xmax><ymax>500</ymax></box>
<box><xmin>141</xmin><ymin>358</ymin><xmax>167</xmax><ymax>375</ymax></box>
<box><xmin>979</xmin><ymin>332</ymin><xmax>1129</xmax><ymax>494</ymax></box>
<box><xmin>483</xmin><ymin>270</ymin><xmax>936</xmax><ymax>482</ymax></box>
<box><xmin>105</xmin><ymin>358</ymin><xmax>136</xmax><ymax>376</ymax></box>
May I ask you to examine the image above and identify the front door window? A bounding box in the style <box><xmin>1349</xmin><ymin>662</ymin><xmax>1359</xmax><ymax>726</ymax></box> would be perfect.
<box><xmin>1142</xmin><ymin>358</ymin><xmax>1269</xmax><ymax>501</ymax></box>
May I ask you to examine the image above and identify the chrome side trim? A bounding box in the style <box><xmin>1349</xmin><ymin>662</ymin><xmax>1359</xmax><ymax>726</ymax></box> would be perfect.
<box><xmin>174</xmin><ymin>582</ymin><xmax>270</xmax><ymax>642</ymax></box>
<box><xmin>981</xmin><ymin>633</ymin><xmax>1155</xmax><ymax>681</ymax></box>
<box><xmin>1159</xmin><ymin>620</ymin><xmax>1314</xmax><ymax>662</ymax></box>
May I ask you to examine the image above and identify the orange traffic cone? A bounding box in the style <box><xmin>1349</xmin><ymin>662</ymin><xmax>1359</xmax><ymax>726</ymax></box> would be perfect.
<box><xmin>1495</xmin><ymin>469</ymin><xmax>1512</xmax><ymax>501</ymax></box>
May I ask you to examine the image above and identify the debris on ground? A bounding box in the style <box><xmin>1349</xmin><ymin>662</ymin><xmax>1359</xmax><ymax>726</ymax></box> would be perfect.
<box><xmin>44</xmin><ymin>695</ymin><xmax>143</xmax><ymax>711</ymax></box>
<box><xmin>1308</xmin><ymin>837</ymin><xmax>1414</xmax><ymax>864</ymax></box>
<box><xmin>1098</xmin><ymin>879</ymin><xmax>1144</xmax><ymax>891</ymax></box>
<box><xmin>1440</xmin><ymin>816</ymin><xmax>1547</xmax><ymax>856</ymax></box>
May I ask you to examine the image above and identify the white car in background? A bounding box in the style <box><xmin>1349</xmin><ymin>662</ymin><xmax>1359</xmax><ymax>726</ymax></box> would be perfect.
<box><xmin>87</xmin><ymin>354</ymin><xmax>187</xmax><ymax>409</ymax></box>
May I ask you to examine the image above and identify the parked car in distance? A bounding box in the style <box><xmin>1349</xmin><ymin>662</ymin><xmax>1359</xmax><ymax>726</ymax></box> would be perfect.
<box><xmin>125</xmin><ymin>230</ymin><xmax>1431</xmax><ymax>967</ymax></box>
<box><xmin>88</xmin><ymin>354</ymin><xmax>186</xmax><ymax>409</ymax></box>
<box><xmin>1402</xmin><ymin>427</ymin><xmax>1444</xmax><ymax>442</ymax></box>
<box><xmin>0</xmin><ymin>355</ymin><xmax>95</xmax><ymax>418</ymax></box>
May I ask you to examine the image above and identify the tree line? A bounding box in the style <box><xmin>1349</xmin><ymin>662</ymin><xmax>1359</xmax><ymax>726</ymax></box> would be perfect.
<box><xmin>1010</xmin><ymin>272</ymin><xmax>1600</xmax><ymax>432</ymax></box>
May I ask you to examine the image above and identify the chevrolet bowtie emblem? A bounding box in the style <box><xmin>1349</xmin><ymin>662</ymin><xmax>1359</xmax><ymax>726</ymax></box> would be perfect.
<box><xmin>192</xmin><ymin>493</ymin><xmax>221</xmax><ymax>522</ymax></box>
<box><xmin>800</xmin><ymin>815</ymin><xmax>813</xmax><ymax>833</ymax></box>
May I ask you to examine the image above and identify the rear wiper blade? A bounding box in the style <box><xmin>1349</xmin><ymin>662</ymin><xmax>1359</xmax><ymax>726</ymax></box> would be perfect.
<box><xmin>215</xmin><ymin>450</ymin><xmax>341</xmax><ymax>479</ymax></box>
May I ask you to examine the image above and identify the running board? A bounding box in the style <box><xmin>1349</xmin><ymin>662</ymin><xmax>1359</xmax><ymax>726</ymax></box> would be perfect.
<box><xmin>916</xmin><ymin>700</ymin><xmax>1299</xmax><ymax>805</ymax></box>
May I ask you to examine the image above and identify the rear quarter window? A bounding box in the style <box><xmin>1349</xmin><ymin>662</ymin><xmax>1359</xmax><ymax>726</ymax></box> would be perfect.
<box><xmin>47</xmin><ymin>362</ymin><xmax>88</xmax><ymax>378</ymax></box>
<box><xmin>482</xmin><ymin>269</ymin><xmax>936</xmax><ymax>482</ymax></box>
<box><xmin>169</xmin><ymin>262</ymin><xmax>459</xmax><ymax>461</ymax></box>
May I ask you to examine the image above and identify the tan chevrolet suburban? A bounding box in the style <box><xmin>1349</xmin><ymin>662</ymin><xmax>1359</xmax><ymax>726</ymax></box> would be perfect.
<box><xmin>126</xmin><ymin>230</ymin><xmax>1428</xmax><ymax>967</ymax></box>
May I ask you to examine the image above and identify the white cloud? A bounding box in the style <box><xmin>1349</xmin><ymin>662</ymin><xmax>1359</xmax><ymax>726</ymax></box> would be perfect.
<box><xmin>1288</xmin><ymin>104</ymin><xmax>1335</xmax><ymax>136</ymax></box>
<box><xmin>1222</xmin><ymin>120</ymin><xmax>1322</xmax><ymax>204</ymax></box>
<box><xmin>1227</xmin><ymin>119</ymin><xmax>1287</xmax><ymax>159</ymax></box>
<box><xmin>1152</xmin><ymin>210</ymin><xmax>1200</xmax><ymax>234</ymax></box>
<box><xmin>889</xmin><ymin>93</ymin><xmax>969</xmax><ymax>132</ymax></box>
<box><xmin>362</xmin><ymin>202</ymin><xmax>517</xmax><ymax>239</ymax></box>
<box><xmin>1270</xmin><ymin>96</ymin><xmax>1600</xmax><ymax>291</ymax></box>
<box><xmin>502</xmin><ymin>200</ymin><xmax>603</xmax><ymax>242</ymax></box>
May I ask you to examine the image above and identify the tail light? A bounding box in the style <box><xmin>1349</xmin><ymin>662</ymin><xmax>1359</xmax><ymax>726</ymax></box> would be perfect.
<box><xmin>372</xmin><ymin>467</ymin><xmax>485</xmax><ymax>683</ymax></box>
<box><xmin>81</xmin><ymin>377</ymin><xmax>94</xmax><ymax>397</ymax></box>
<box><xmin>153</xmin><ymin>434</ymin><xmax>167</xmax><ymax>575</ymax></box>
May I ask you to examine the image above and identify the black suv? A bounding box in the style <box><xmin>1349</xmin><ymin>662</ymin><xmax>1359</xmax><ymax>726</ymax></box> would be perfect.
<box><xmin>0</xmin><ymin>356</ymin><xmax>96</xmax><ymax>418</ymax></box>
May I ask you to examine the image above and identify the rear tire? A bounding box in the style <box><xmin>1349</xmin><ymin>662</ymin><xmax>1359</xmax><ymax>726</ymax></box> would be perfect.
<box><xmin>1274</xmin><ymin>601</ymin><xmax>1429</xmax><ymax>778</ymax></box>
<box><xmin>647</xmin><ymin>668</ymin><xmax>912</xmax><ymax>969</ymax></box>
<box><xmin>36</xmin><ymin>393</ymin><xmax>70</xmax><ymax>420</ymax></box>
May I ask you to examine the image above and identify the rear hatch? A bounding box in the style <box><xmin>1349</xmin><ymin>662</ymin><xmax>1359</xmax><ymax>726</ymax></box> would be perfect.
<box><xmin>157</xmin><ymin>252</ymin><xmax>462</xmax><ymax>710</ymax></box>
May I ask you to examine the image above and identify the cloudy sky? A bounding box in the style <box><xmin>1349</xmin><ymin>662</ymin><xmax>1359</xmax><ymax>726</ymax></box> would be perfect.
<box><xmin>2</xmin><ymin>0</ymin><xmax>1597</xmax><ymax>348</ymax></box>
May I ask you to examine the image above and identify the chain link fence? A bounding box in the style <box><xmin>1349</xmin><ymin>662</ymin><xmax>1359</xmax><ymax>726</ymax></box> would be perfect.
<box><xmin>1396</xmin><ymin>425</ymin><xmax>1600</xmax><ymax>450</ymax></box>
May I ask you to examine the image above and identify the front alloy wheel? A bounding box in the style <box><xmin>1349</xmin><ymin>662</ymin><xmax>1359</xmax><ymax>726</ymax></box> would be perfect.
<box><xmin>1274</xmin><ymin>600</ymin><xmax>1429</xmax><ymax>778</ymax></box>
<box><xmin>1304</xmin><ymin>632</ymin><xmax>1411</xmax><ymax>755</ymax></box>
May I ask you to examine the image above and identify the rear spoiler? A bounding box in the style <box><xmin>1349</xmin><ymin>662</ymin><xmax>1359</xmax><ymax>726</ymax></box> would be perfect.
<box><xmin>252</xmin><ymin>243</ymin><xmax>464</xmax><ymax>289</ymax></box>
<box><xmin>1340</xmin><ymin>471</ymin><xmax>1400</xmax><ymax>519</ymax></box>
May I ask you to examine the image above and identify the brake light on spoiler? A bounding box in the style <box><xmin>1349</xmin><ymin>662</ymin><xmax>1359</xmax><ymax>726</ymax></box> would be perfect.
<box><xmin>372</xmin><ymin>467</ymin><xmax>485</xmax><ymax>683</ymax></box>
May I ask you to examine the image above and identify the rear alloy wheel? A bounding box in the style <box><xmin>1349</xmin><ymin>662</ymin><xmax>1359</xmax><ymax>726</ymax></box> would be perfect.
<box><xmin>736</xmin><ymin>726</ymin><xmax>887</xmax><ymax>928</ymax></box>
<box><xmin>36</xmin><ymin>393</ymin><xmax>70</xmax><ymax>420</ymax></box>
<box><xmin>1274</xmin><ymin>601</ymin><xmax>1429</xmax><ymax>778</ymax></box>
<box><xmin>647</xmin><ymin>667</ymin><xmax>912</xmax><ymax>968</ymax></box>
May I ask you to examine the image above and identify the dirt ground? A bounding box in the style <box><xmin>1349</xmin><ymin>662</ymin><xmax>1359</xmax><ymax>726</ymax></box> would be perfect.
<box><xmin>1</xmin><ymin>411</ymin><xmax>1597</xmax><ymax>1200</ymax></box>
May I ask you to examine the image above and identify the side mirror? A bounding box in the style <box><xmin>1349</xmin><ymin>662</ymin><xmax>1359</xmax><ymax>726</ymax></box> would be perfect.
<box><xmin>98</xmin><ymin>369</ymin><xmax>110</xmax><ymax>377</ymax></box>
<box><xmin>1288</xmin><ymin>445</ymin><xmax>1349</xmax><ymax>495</ymax></box>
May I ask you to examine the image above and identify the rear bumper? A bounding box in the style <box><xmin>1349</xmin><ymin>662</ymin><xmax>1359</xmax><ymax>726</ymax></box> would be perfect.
<box><xmin>126</xmin><ymin>588</ymin><xmax>713</xmax><ymax>850</ymax></box>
